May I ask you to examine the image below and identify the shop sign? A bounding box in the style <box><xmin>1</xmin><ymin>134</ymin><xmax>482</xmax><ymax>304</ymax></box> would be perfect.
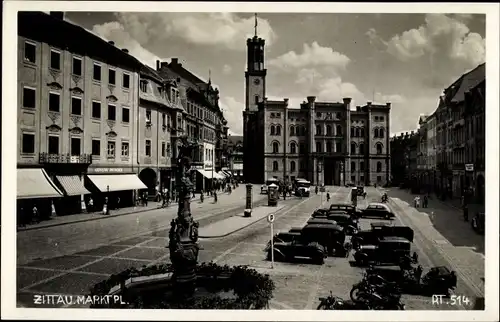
<box><xmin>465</xmin><ymin>164</ymin><xmax>474</xmax><ymax>172</ymax></box>
<box><xmin>88</xmin><ymin>167</ymin><xmax>129</xmax><ymax>173</ymax></box>
<box><xmin>191</xmin><ymin>165</ymin><xmax>203</xmax><ymax>170</ymax></box>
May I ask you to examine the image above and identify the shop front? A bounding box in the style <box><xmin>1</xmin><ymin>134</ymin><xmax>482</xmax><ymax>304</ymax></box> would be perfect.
<box><xmin>17</xmin><ymin>168</ymin><xmax>64</xmax><ymax>224</ymax></box>
<box><xmin>86</xmin><ymin>166</ymin><xmax>147</xmax><ymax>210</ymax></box>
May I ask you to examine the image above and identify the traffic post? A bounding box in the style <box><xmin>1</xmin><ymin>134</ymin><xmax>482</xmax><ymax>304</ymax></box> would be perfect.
<box><xmin>319</xmin><ymin>186</ymin><xmax>326</xmax><ymax>206</ymax></box>
<box><xmin>267</xmin><ymin>213</ymin><xmax>275</xmax><ymax>269</ymax></box>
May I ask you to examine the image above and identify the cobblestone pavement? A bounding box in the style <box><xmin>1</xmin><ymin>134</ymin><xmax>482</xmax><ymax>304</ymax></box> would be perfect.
<box><xmin>16</xmin><ymin>190</ymin><xmax>302</xmax><ymax>308</ymax></box>
<box><xmin>17</xmin><ymin>186</ymin><xmax>267</xmax><ymax>265</ymax></box>
<box><xmin>16</xmin><ymin>186</ymin><xmax>483</xmax><ymax>310</ymax></box>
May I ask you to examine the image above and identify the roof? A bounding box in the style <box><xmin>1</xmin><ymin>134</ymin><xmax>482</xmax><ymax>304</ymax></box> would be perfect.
<box><xmin>419</xmin><ymin>115</ymin><xmax>429</xmax><ymax>125</ymax></box>
<box><xmin>18</xmin><ymin>12</ymin><xmax>143</xmax><ymax>72</ymax></box>
<box><xmin>140</xmin><ymin>65</ymin><xmax>163</xmax><ymax>83</ymax></box>
<box><xmin>227</xmin><ymin>135</ymin><xmax>243</xmax><ymax>146</ymax></box>
<box><xmin>450</xmin><ymin>63</ymin><xmax>485</xmax><ymax>103</ymax></box>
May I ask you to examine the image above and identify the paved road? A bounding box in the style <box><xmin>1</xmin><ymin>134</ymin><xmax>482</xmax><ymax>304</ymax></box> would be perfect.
<box><xmin>16</xmin><ymin>186</ymin><xmax>483</xmax><ymax>310</ymax></box>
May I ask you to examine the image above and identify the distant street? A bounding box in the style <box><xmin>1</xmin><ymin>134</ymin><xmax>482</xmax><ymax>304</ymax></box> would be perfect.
<box><xmin>17</xmin><ymin>186</ymin><xmax>483</xmax><ymax>309</ymax></box>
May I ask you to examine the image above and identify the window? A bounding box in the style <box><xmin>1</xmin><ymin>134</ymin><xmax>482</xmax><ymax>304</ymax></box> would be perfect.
<box><xmin>377</xmin><ymin>162</ymin><xmax>382</xmax><ymax>172</ymax></box>
<box><xmin>71</xmin><ymin>97</ymin><xmax>82</xmax><ymax>115</ymax></box>
<box><xmin>336</xmin><ymin>125</ymin><xmax>342</xmax><ymax>136</ymax></box>
<box><xmin>272</xmin><ymin>142</ymin><xmax>279</xmax><ymax>153</ymax></box>
<box><xmin>121</xmin><ymin>142</ymin><xmax>129</xmax><ymax>157</ymax></box>
<box><xmin>351</xmin><ymin>162</ymin><xmax>356</xmax><ymax>172</ymax></box>
<box><xmin>380</xmin><ymin>116</ymin><xmax>384</xmax><ymax>121</ymax></box>
<box><xmin>107</xmin><ymin>141</ymin><xmax>115</xmax><ymax>158</ymax></box>
<box><xmin>376</xmin><ymin>143</ymin><xmax>383</xmax><ymax>155</ymax></box>
<box><xmin>351</xmin><ymin>127</ymin><xmax>355</xmax><ymax>137</ymax></box>
<box><xmin>374</xmin><ymin>128</ymin><xmax>379</xmax><ymax>138</ymax></box>
<box><xmin>290</xmin><ymin>142</ymin><xmax>297</xmax><ymax>154</ymax></box>
<box><xmin>145</xmin><ymin>140</ymin><xmax>151</xmax><ymax>156</ymax></box>
<box><xmin>140</xmin><ymin>80</ymin><xmax>148</xmax><ymax>92</ymax></box>
<box><xmin>71</xmin><ymin>137</ymin><xmax>81</xmax><ymax>156</ymax></box>
<box><xmin>109</xmin><ymin>68</ymin><xmax>116</xmax><ymax>85</ymax></box>
<box><xmin>72</xmin><ymin>57</ymin><xmax>82</xmax><ymax>76</ymax></box>
<box><xmin>316</xmin><ymin>112</ymin><xmax>322</xmax><ymax>118</ymax></box>
<box><xmin>107</xmin><ymin>104</ymin><xmax>116</xmax><ymax>121</ymax></box>
<box><xmin>161</xmin><ymin>142</ymin><xmax>166</xmax><ymax>157</ymax></box>
<box><xmin>270</xmin><ymin>125</ymin><xmax>276</xmax><ymax>136</ymax></box>
<box><xmin>254</xmin><ymin>95</ymin><xmax>259</xmax><ymax>105</ymax></box>
<box><xmin>361</xmin><ymin>128</ymin><xmax>365</xmax><ymax>137</ymax></box>
<box><xmin>273</xmin><ymin>161</ymin><xmax>279</xmax><ymax>171</ymax></box>
<box><xmin>123</xmin><ymin>73</ymin><xmax>130</xmax><ymax>89</ymax></box>
<box><xmin>356</xmin><ymin>128</ymin><xmax>361</xmax><ymax>137</ymax></box>
<box><xmin>276</xmin><ymin>125</ymin><xmax>282</xmax><ymax>136</ymax></box>
<box><xmin>326</xmin><ymin>125</ymin><xmax>332</xmax><ymax>136</ymax></box>
<box><xmin>49</xmin><ymin>92</ymin><xmax>60</xmax><ymax>112</ymax></box>
<box><xmin>359</xmin><ymin>143</ymin><xmax>365</xmax><ymax>154</ymax></box>
<box><xmin>350</xmin><ymin>142</ymin><xmax>356</xmax><ymax>154</ymax></box>
<box><xmin>326</xmin><ymin>141</ymin><xmax>332</xmax><ymax>153</ymax></box>
<box><xmin>379</xmin><ymin>128</ymin><xmax>385</xmax><ymax>138</ymax></box>
<box><xmin>360</xmin><ymin>176</ymin><xmax>364</xmax><ymax>183</ymax></box>
<box><xmin>360</xmin><ymin>161</ymin><xmax>365</xmax><ymax>171</ymax></box>
<box><xmin>22</xmin><ymin>133</ymin><xmax>35</xmax><ymax>154</ymax></box>
<box><xmin>316</xmin><ymin>124</ymin><xmax>322</xmax><ymax>135</ymax></box>
<box><xmin>377</xmin><ymin>176</ymin><xmax>382</xmax><ymax>182</ymax></box>
<box><xmin>50</xmin><ymin>49</ymin><xmax>60</xmax><ymax>70</ymax></box>
<box><xmin>336</xmin><ymin>142</ymin><xmax>341</xmax><ymax>153</ymax></box>
<box><xmin>351</xmin><ymin>175</ymin><xmax>355</xmax><ymax>183</ymax></box>
<box><xmin>276</xmin><ymin>113</ymin><xmax>281</xmax><ymax>118</ymax></box>
<box><xmin>290</xmin><ymin>161</ymin><xmax>296</xmax><ymax>172</ymax></box>
<box><xmin>22</xmin><ymin>87</ymin><xmax>35</xmax><ymax>108</ymax></box>
<box><xmin>316</xmin><ymin>141</ymin><xmax>322</xmax><ymax>152</ymax></box>
<box><xmin>48</xmin><ymin>136</ymin><xmax>59</xmax><ymax>154</ymax></box>
<box><xmin>375</xmin><ymin>116</ymin><xmax>379</xmax><ymax>121</ymax></box>
<box><xmin>92</xmin><ymin>139</ymin><xmax>100</xmax><ymax>156</ymax></box>
<box><xmin>146</xmin><ymin>110</ymin><xmax>152</xmax><ymax>123</ymax></box>
<box><xmin>122</xmin><ymin>107</ymin><xmax>130</xmax><ymax>123</ymax></box>
<box><xmin>166</xmin><ymin>143</ymin><xmax>171</xmax><ymax>157</ymax></box>
<box><xmin>93</xmin><ymin>63</ymin><xmax>101</xmax><ymax>81</ymax></box>
<box><xmin>24</xmin><ymin>41</ymin><xmax>36</xmax><ymax>63</ymax></box>
<box><xmin>92</xmin><ymin>101</ymin><xmax>101</xmax><ymax>119</ymax></box>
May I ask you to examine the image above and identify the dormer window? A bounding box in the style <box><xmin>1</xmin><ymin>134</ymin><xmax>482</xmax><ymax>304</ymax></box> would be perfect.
<box><xmin>140</xmin><ymin>80</ymin><xmax>148</xmax><ymax>93</ymax></box>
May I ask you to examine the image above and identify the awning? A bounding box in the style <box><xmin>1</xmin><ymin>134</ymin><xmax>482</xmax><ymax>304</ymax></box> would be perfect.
<box><xmin>197</xmin><ymin>169</ymin><xmax>224</xmax><ymax>180</ymax></box>
<box><xmin>217</xmin><ymin>171</ymin><xmax>229</xmax><ymax>178</ymax></box>
<box><xmin>87</xmin><ymin>174</ymin><xmax>147</xmax><ymax>192</ymax></box>
<box><xmin>56</xmin><ymin>175</ymin><xmax>91</xmax><ymax>196</ymax></box>
<box><xmin>222</xmin><ymin>170</ymin><xmax>232</xmax><ymax>177</ymax></box>
<box><xmin>17</xmin><ymin>168</ymin><xmax>64</xmax><ymax>199</ymax></box>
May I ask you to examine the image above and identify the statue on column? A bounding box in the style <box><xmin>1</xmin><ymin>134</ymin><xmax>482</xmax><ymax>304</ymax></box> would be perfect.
<box><xmin>168</xmin><ymin>136</ymin><xmax>199</xmax><ymax>297</ymax></box>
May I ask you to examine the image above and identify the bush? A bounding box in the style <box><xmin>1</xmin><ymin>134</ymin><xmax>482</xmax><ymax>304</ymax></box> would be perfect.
<box><xmin>90</xmin><ymin>262</ymin><xmax>275</xmax><ymax>309</ymax></box>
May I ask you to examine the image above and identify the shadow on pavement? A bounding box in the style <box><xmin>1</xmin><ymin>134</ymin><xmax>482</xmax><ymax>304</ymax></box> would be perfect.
<box><xmin>385</xmin><ymin>188</ymin><xmax>485</xmax><ymax>256</ymax></box>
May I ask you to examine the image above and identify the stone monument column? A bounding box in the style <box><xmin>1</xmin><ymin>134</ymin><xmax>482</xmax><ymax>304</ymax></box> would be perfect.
<box><xmin>244</xmin><ymin>184</ymin><xmax>253</xmax><ymax>217</ymax></box>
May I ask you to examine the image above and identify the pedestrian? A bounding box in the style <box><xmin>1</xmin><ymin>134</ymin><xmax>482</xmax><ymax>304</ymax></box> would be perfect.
<box><xmin>32</xmin><ymin>204</ymin><xmax>40</xmax><ymax>224</ymax></box>
<box><xmin>200</xmin><ymin>191</ymin><xmax>204</xmax><ymax>203</ymax></box>
<box><xmin>423</xmin><ymin>195</ymin><xmax>428</xmax><ymax>208</ymax></box>
<box><xmin>88</xmin><ymin>197</ymin><xmax>94</xmax><ymax>213</ymax></box>
<box><xmin>463</xmin><ymin>204</ymin><xmax>469</xmax><ymax>222</ymax></box>
<box><xmin>143</xmin><ymin>192</ymin><xmax>148</xmax><ymax>207</ymax></box>
<box><xmin>326</xmin><ymin>192</ymin><xmax>330</xmax><ymax>202</ymax></box>
<box><xmin>213</xmin><ymin>190</ymin><xmax>218</xmax><ymax>203</ymax></box>
<box><xmin>116</xmin><ymin>196</ymin><xmax>121</xmax><ymax>210</ymax></box>
<box><xmin>413</xmin><ymin>195</ymin><xmax>420</xmax><ymax>208</ymax></box>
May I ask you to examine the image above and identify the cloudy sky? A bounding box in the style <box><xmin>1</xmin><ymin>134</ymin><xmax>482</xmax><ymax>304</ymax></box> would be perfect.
<box><xmin>65</xmin><ymin>11</ymin><xmax>486</xmax><ymax>136</ymax></box>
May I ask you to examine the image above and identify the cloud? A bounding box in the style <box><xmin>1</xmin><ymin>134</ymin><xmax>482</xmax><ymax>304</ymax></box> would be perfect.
<box><xmin>268</xmin><ymin>42</ymin><xmax>350</xmax><ymax>70</ymax></box>
<box><xmin>92</xmin><ymin>21</ymin><xmax>160</xmax><ymax>68</ymax></box>
<box><xmin>222</xmin><ymin>64</ymin><xmax>232</xmax><ymax>75</ymax></box>
<box><xmin>385</xmin><ymin>14</ymin><xmax>485</xmax><ymax>67</ymax></box>
<box><xmin>114</xmin><ymin>12</ymin><xmax>276</xmax><ymax>51</ymax></box>
<box><xmin>219</xmin><ymin>96</ymin><xmax>245</xmax><ymax>135</ymax></box>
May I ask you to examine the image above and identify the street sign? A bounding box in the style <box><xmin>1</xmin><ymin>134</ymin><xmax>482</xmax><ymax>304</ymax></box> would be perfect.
<box><xmin>465</xmin><ymin>164</ymin><xmax>474</xmax><ymax>172</ymax></box>
<box><xmin>267</xmin><ymin>213</ymin><xmax>275</xmax><ymax>223</ymax></box>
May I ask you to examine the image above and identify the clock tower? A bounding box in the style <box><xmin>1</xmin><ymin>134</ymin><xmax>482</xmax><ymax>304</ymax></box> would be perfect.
<box><xmin>245</xmin><ymin>14</ymin><xmax>266</xmax><ymax>112</ymax></box>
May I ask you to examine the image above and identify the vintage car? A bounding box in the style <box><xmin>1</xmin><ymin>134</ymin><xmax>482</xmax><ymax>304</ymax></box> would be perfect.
<box><xmin>361</xmin><ymin>203</ymin><xmax>395</xmax><ymax>220</ymax></box>
<box><xmin>353</xmin><ymin>237</ymin><xmax>415</xmax><ymax>266</ymax></box>
<box><xmin>352</xmin><ymin>225</ymin><xmax>414</xmax><ymax>249</ymax></box>
<box><xmin>261</xmin><ymin>178</ymin><xmax>279</xmax><ymax>194</ymax></box>
<box><xmin>471</xmin><ymin>212</ymin><xmax>485</xmax><ymax>234</ymax></box>
<box><xmin>326</xmin><ymin>212</ymin><xmax>360</xmax><ymax>235</ymax></box>
<box><xmin>365</xmin><ymin>265</ymin><xmax>457</xmax><ymax>296</ymax></box>
<box><xmin>267</xmin><ymin>240</ymin><xmax>327</xmax><ymax>264</ymax></box>
<box><xmin>301</xmin><ymin>223</ymin><xmax>351</xmax><ymax>257</ymax></box>
<box><xmin>295</xmin><ymin>179</ymin><xmax>311</xmax><ymax>197</ymax></box>
<box><xmin>356</xmin><ymin>186</ymin><xmax>367</xmax><ymax>198</ymax></box>
<box><xmin>268</xmin><ymin>231</ymin><xmax>302</xmax><ymax>246</ymax></box>
<box><xmin>289</xmin><ymin>227</ymin><xmax>304</xmax><ymax>234</ymax></box>
<box><xmin>307</xmin><ymin>217</ymin><xmax>338</xmax><ymax>226</ymax></box>
<box><xmin>329</xmin><ymin>204</ymin><xmax>363</xmax><ymax>219</ymax></box>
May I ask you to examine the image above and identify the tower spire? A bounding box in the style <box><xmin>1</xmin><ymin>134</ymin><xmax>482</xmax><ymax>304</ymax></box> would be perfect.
<box><xmin>208</xmin><ymin>69</ymin><xmax>211</xmax><ymax>85</ymax></box>
<box><xmin>254</xmin><ymin>13</ymin><xmax>258</xmax><ymax>37</ymax></box>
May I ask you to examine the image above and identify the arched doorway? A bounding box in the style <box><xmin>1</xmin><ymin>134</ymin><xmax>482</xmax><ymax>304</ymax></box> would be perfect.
<box><xmin>139</xmin><ymin>168</ymin><xmax>157</xmax><ymax>197</ymax></box>
<box><xmin>476</xmin><ymin>174</ymin><xmax>485</xmax><ymax>204</ymax></box>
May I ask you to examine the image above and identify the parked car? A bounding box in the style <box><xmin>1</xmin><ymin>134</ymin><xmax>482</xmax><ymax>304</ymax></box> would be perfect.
<box><xmin>307</xmin><ymin>217</ymin><xmax>338</xmax><ymax>226</ymax></box>
<box><xmin>267</xmin><ymin>240</ymin><xmax>327</xmax><ymax>264</ymax></box>
<box><xmin>301</xmin><ymin>223</ymin><xmax>351</xmax><ymax>257</ymax></box>
<box><xmin>261</xmin><ymin>178</ymin><xmax>279</xmax><ymax>194</ymax></box>
<box><xmin>353</xmin><ymin>237</ymin><xmax>415</xmax><ymax>266</ymax></box>
<box><xmin>326</xmin><ymin>211</ymin><xmax>359</xmax><ymax>235</ymax></box>
<box><xmin>295</xmin><ymin>179</ymin><xmax>311</xmax><ymax>197</ymax></box>
<box><xmin>329</xmin><ymin>203</ymin><xmax>363</xmax><ymax>219</ymax></box>
<box><xmin>361</xmin><ymin>203</ymin><xmax>395</xmax><ymax>220</ymax></box>
<box><xmin>471</xmin><ymin>212</ymin><xmax>485</xmax><ymax>234</ymax></box>
<box><xmin>370</xmin><ymin>223</ymin><xmax>414</xmax><ymax>242</ymax></box>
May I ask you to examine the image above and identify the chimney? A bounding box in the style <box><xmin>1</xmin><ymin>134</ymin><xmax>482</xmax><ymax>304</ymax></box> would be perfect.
<box><xmin>171</xmin><ymin>58</ymin><xmax>182</xmax><ymax>66</ymax></box>
<box><xmin>121</xmin><ymin>48</ymin><xmax>129</xmax><ymax>54</ymax></box>
<box><xmin>108</xmin><ymin>41</ymin><xmax>115</xmax><ymax>46</ymax></box>
<box><xmin>50</xmin><ymin>12</ymin><xmax>64</xmax><ymax>20</ymax></box>
<box><xmin>284</xmin><ymin>98</ymin><xmax>289</xmax><ymax>105</ymax></box>
<box><xmin>386</xmin><ymin>102</ymin><xmax>391</xmax><ymax>108</ymax></box>
<box><xmin>156</xmin><ymin>60</ymin><xmax>160</xmax><ymax>71</ymax></box>
<box><xmin>356</xmin><ymin>106</ymin><xmax>361</xmax><ymax>112</ymax></box>
<box><xmin>160</xmin><ymin>62</ymin><xmax>169</xmax><ymax>70</ymax></box>
<box><xmin>307</xmin><ymin>96</ymin><xmax>316</xmax><ymax>103</ymax></box>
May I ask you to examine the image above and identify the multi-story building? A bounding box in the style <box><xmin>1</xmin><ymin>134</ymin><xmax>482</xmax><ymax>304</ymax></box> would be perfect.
<box><xmin>425</xmin><ymin>113</ymin><xmax>438</xmax><ymax>191</ymax></box>
<box><xmin>243</xmin><ymin>31</ymin><xmax>391</xmax><ymax>185</ymax></box>
<box><xmin>17</xmin><ymin>11</ymin><xmax>146</xmax><ymax>218</ymax></box>
<box><xmin>226</xmin><ymin>135</ymin><xmax>244</xmax><ymax>180</ymax></box>
<box><xmin>416</xmin><ymin>116</ymin><xmax>429</xmax><ymax>190</ymax></box>
<box><xmin>157</xmin><ymin>58</ymin><xmax>226</xmax><ymax>192</ymax></box>
<box><xmin>435</xmin><ymin>63</ymin><xmax>485</xmax><ymax>198</ymax></box>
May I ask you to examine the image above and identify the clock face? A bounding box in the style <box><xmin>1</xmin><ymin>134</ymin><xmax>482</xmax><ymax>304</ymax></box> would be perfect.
<box><xmin>253</xmin><ymin>78</ymin><xmax>261</xmax><ymax>85</ymax></box>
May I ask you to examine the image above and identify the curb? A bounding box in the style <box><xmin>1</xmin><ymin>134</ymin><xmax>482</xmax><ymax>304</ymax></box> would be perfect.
<box><xmin>199</xmin><ymin>204</ymin><xmax>288</xmax><ymax>239</ymax></box>
<box><xmin>18</xmin><ymin>196</ymin><xmax>215</xmax><ymax>232</ymax></box>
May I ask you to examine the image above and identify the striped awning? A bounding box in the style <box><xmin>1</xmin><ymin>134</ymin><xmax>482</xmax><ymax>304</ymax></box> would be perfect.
<box><xmin>56</xmin><ymin>175</ymin><xmax>91</xmax><ymax>196</ymax></box>
<box><xmin>17</xmin><ymin>168</ymin><xmax>63</xmax><ymax>199</ymax></box>
<box><xmin>87</xmin><ymin>174</ymin><xmax>147</xmax><ymax>192</ymax></box>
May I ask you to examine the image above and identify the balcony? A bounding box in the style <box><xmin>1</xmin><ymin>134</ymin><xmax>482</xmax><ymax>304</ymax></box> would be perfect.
<box><xmin>39</xmin><ymin>153</ymin><xmax>92</xmax><ymax>164</ymax></box>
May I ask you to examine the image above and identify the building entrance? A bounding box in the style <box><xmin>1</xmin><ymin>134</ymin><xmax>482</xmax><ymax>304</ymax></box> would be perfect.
<box><xmin>324</xmin><ymin>158</ymin><xmax>341</xmax><ymax>186</ymax></box>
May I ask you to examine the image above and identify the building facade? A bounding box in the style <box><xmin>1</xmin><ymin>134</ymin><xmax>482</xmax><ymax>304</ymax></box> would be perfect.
<box><xmin>17</xmin><ymin>11</ymin><xmax>147</xmax><ymax>219</ymax></box>
<box><xmin>243</xmin><ymin>32</ymin><xmax>391</xmax><ymax>185</ymax></box>
<box><xmin>226</xmin><ymin>135</ymin><xmax>244</xmax><ymax>180</ymax></box>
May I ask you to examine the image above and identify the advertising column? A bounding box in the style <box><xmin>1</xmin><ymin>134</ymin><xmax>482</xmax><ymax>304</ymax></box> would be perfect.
<box><xmin>244</xmin><ymin>184</ymin><xmax>253</xmax><ymax>217</ymax></box>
